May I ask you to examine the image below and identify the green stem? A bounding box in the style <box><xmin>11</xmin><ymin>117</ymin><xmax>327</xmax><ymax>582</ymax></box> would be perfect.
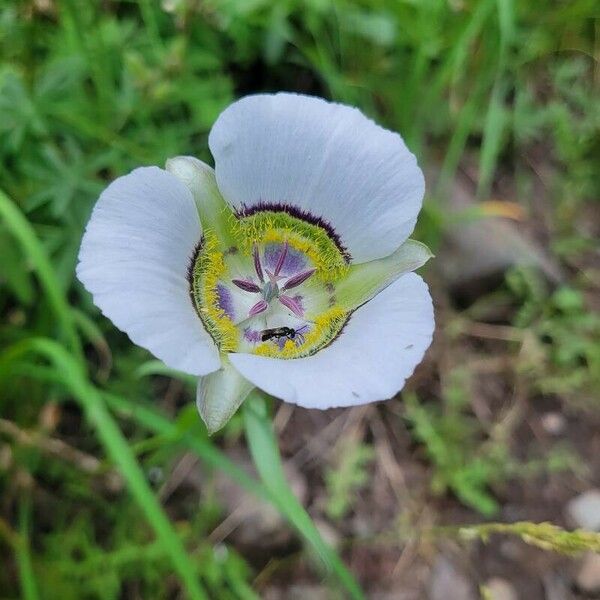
<box><xmin>17</xmin><ymin>499</ymin><xmax>40</xmax><ymax>600</ymax></box>
<box><xmin>242</xmin><ymin>390</ymin><xmax>366</xmax><ymax>600</ymax></box>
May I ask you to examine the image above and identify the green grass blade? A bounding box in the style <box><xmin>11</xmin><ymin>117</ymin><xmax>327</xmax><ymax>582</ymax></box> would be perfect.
<box><xmin>137</xmin><ymin>0</ymin><xmax>165</xmax><ymax>53</ymax></box>
<box><xmin>0</xmin><ymin>188</ymin><xmax>82</xmax><ymax>361</ymax></box>
<box><xmin>2</xmin><ymin>338</ymin><xmax>208</xmax><ymax>600</ymax></box>
<box><xmin>109</xmin><ymin>388</ymin><xmax>363</xmax><ymax>596</ymax></box>
<box><xmin>477</xmin><ymin>0</ymin><xmax>514</xmax><ymax>197</ymax></box>
<box><xmin>243</xmin><ymin>390</ymin><xmax>366</xmax><ymax>600</ymax></box>
<box><xmin>436</xmin><ymin>80</ymin><xmax>487</xmax><ymax>191</ymax></box>
<box><xmin>477</xmin><ymin>78</ymin><xmax>508</xmax><ymax>198</ymax></box>
<box><xmin>17</xmin><ymin>499</ymin><xmax>40</xmax><ymax>600</ymax></box>
<box><xmin>495</xmin><ymin>0</ymin><xmax>516</xmax><ymax>45</ymax></box>
<box><xmin>414</xmin><ymin>0</ymin><xmax>495</xmax><ymax>137</ymax></box>
<box><xmin>20</xmin><ymin>367</ymin><xmax>345</xmax><ymax>597</ymax></box>
<box><xmin>104</xmin><ymin>392</ymin><xmax>271</xmax><ymax>501</ymax></box>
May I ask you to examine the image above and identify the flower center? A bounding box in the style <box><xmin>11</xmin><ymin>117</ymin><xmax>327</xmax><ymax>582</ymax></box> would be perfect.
<box><xmin>189</xmin><ymin>210</ymin><xmax>351</xmax><ymax>359</ymax></box>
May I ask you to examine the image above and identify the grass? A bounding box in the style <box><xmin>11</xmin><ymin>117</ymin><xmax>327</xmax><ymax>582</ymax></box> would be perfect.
<box><xmin>1</xmin><ymin>0</ymin><xmax>599</xmax><ymax>597</ymax></box>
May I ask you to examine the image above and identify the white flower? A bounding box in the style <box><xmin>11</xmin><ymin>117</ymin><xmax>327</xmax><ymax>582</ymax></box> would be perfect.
<box><xmin>77</xmin><ymin>93</ymin><xmax>434</xmax><ymax>433</ymax></box>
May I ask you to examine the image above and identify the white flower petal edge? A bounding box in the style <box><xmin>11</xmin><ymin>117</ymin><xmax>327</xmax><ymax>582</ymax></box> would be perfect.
<box><xmin>77</xmin><ymin>167</ymin><xmax>221</xmax><ymax>376</ymax></box>
<box><xmin>209</xmin><ymin>93</ymin><xmax>424</xmax><ymax>264</ymax></box>
<box><xmin>228</xmin><ymin>273</ymin><xmax>434</xmax><ymax>408</ymax></box>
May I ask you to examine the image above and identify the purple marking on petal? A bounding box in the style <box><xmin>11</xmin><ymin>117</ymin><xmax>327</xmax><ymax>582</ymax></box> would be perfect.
<box><xmin>274</xmin><ymin>240</ymin><xmax>289</xmax><ymax>277</ymax></box>
<box><xmin>293</xmin><ymin>294</ymin><xmax>305</xmax><ymax>313</ymax></box>
<box><xmin>253</xmin><ymin>244</ymin><xmax>264</xmax><ymax>282</ymax></box>
<box><xmin>279</xmin><ymin>294</ymin><xmax>304</xmax><ymax>317</ymax></box>
<box><xmin>244</xmin><ymin>328</ymin><xmax>262</xmax><ymax>344</ymax></box>
<box><xmin>232</xmin><ymin>278</ymin><xmax>261</xmax><ymax>293</ymax></box>
<box><xmin>248</xmin><ymin>300</ymin><xmax>268</xmax><ymax>317</ymax></box>
<box><xmin>216</xmin><ymin>284</ymin><xmax>235</xmax><ymax>319</ymax></box>
<box><xmin>263</xmin><ymin>243</ymin><xmax>307</xmax><ymax>276</ymax></box>
<box><xmin>282</xmin><ymin>269</ymin><xmax>316</xmax><ymax>291</ymax></box>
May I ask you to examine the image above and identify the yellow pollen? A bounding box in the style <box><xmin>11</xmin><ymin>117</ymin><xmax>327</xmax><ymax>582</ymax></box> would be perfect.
<box><xmin>190</xmin><ymin>230</ymin><xmax>238</xmax><ymax>353</ymax></box>
<box><xmin>232</xmin><ymin>211</ymin><xmax>349</xmax><ymax>282</ymax></box>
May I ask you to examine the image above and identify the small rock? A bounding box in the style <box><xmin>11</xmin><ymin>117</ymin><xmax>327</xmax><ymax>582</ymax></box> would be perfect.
<box><xmin>484</xmin><ymin>577</ymin><xmax>518</xmax><ymax>600</ymax></box>
<box><xmin>566</xmin><ymin>489</ymin><xmax>600</xmax><ymax>531</ymax></box>
<box><xmin>540</xmin><ymin>412</ymin><xmax>566</xmax><ymax>436</ymax></box>
<box><xmin>499</xmin><ymin>539</ymin><xmax>524</xmax><ymax>561</ymax></box>
<box><xmin>428</xmin><ymin>556</ymin><xmax>477</xmax><ymax>600</ymax></box>
<box><xmin>431</xmin><ymin>168</ymin><xmax>563</xmax><ymax>298</ymax></box>
<box><xmin>314</xmin><ymin>519</ymin><xmax>341</xmax><ymax>550</ymax></box>
<box><xmin>575</xmin><ymin>552</ymin><xmax>600</xmax><ymax>595</ymax></box>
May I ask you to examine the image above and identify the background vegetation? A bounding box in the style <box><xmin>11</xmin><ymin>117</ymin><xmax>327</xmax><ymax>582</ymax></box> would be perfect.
<box><xmin>1</xmin><ymin>1</ymin><xmax>598</xmax><ymax>598</ymax></box>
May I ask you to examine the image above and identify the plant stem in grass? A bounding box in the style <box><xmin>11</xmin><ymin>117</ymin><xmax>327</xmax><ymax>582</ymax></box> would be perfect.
<box><xmin>243</xmin><ymin>390</ymin><xmax>366</xmax><ymax>600</ymax></box>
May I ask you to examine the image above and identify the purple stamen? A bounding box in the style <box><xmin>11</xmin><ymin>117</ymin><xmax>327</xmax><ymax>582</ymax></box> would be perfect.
<box><xmin>253</xmin><ymin>244</ymin><xmax>264</xmax><ymax>283</ymax></box>
<box><xmin>232</xmin><ymin>279</ymin><xmax>261</xmax><ymax>293</ymax></box>
<box><xmin>274</xmin><ymin>241</ymin><xmax>289</xmax><ymax>277</ymax></box>
<box><xmin>248</xmin><ymin>300</ymin><xmax>268</xmax><ymax>317</ymax></box>
<box><xmin>282</xmin><ymin>269</ymin><xmax>316</xmax><ymax>291</ymax></box>
<box><xmin>279</xmin><ymin>294</ymin><xmax>304</xmax><ymax>317</ymax></box>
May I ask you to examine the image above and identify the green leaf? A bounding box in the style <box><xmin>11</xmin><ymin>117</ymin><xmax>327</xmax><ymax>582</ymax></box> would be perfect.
<box><xmin>17</xmin><ymin>499</ymin><xmax>40</xmax><ymax>600</ymax></box>
<box><xmin>0</xmin><ymin>229</ymin><xmax>34</xmax><ymax>304</ymax></box>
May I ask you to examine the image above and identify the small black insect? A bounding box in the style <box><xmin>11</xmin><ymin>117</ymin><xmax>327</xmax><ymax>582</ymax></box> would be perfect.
<box><xmin>261</xmin><ymin>326</ymin><xmax>297</xmax><ymax>343</ymax></box>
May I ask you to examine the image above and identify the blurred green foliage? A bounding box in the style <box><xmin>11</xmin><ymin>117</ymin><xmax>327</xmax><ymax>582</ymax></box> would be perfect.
<box><xmin>1</xmin><ymin>0</ymin><xmax>599</xmax><ymax>597</ymax></box>
<box><xmin>325</xmin><ymin>438</ymin><xmax>374</xmax><ymax>521</ymax></box>
<box><xmin>404</xmin><ymin>372</ymin><xmax>578</xmax><ymax>517</ymax></box>
<box><xmin>507</xmin><ymin>267</ymin><xmax>600</xmax><ymax>401</ymax></box>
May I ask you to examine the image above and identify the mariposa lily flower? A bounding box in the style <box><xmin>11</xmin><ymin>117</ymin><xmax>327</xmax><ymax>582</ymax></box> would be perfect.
<box><xmin>77</xmin><ymin>93</ymin><xmax>434</xmax><ymax>433</ymax></box>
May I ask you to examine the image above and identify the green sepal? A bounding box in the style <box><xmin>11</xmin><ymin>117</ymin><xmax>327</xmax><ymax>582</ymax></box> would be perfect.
<box><xmin>166</xmin><ymin>156</ymin><xmax>237</xmax><ymax>246</ymax></box>
<box><xmin>336</xmin><ymin>239</ymin><xmax>433</xmax><ymax>310</ymax></box>
<box><xmin>196</xmin><ymin>361</ymin><xmax>254</xmax><ymax>435</ymax></box>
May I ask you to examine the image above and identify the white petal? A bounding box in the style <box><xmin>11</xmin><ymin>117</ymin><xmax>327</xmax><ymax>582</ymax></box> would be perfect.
<box><xmin>196</xmin><ymin>362</ymin><xmax>254</xmax><ymax>434</ymax></box>
<box><xmin>209</xmin><ymin>93</ymin><xmax>424</xmax><ymax>264</ymax></box>
<box><xmin>77</xmin><ymin>167</ymin><xmax>221</xmax><ymax>376</ymax></box>
<box><xmin>229</xmin><ymin>273</ymin><xmax>434</xmax><ymax>409</ymax></box>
